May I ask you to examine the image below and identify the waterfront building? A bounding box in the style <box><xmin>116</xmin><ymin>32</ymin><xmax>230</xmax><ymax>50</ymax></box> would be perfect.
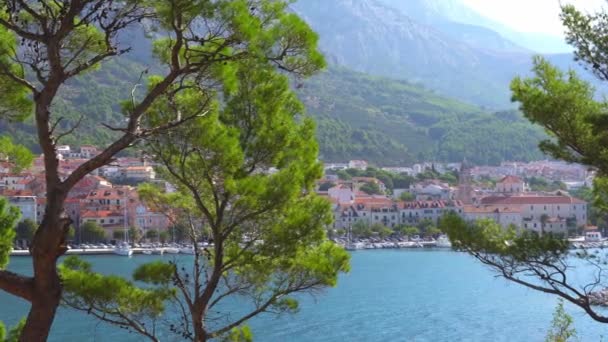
<box><xmin>7</xmin><ymin>196</ymin><xmax>37</xmax><ymax>222</ymax></box>
<box><xmin>462</xmin><ymin>204</ymin><xmax>522</xmax><ymax>228</ymax></box>
<box><xmin>480</xmin><ymin>195</ymin><xmax>587</xmax><ymax>233</ymax></box>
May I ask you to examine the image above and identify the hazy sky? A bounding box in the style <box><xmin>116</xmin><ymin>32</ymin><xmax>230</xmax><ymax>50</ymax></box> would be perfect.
<box><xmin>463</xmin><ymin>0</ymin><xmax>606</xmax><ymax>36</ymax></box>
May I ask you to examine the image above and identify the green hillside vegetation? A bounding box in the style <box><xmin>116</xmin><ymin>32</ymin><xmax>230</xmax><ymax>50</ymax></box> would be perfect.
<box><xmin>302</xmin><ymin>67</ymin><xmax>546</xmax><ymax>165</ymax></box>
<box><xmin>2</xmin><ymin>58</ymin><xmax>547</xmax><ymax>165</ymax></box>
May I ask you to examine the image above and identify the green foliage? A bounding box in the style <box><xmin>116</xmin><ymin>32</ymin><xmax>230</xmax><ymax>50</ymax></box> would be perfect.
<box><xmin>399</xmin><ymin>192</ymin><xmax>415</xmax><ymax>201</ymax></box>
<box><xmin>526</xmin><ymin>177</ymin><xmax>567</xmax><ymax>192</ymax></box>
<box><xmin>112</xmin><ymin>230</ymin><xmax>125</xmax><ymax>240</ymax></box>
<box><xmin>318</xmin><ymin>182</ymin><xmax>336</xmax><ymax>191</ymax></box>
<box><xmin>80</xmin><ymin>222</ymin><xmax>105</xmax><ymax>243</ymax></box>
<box><xmin>59</xmin><ymin>256</ymin><xmax>174</xmax><ymax>335</ymax></box>
<box><xmin>425</xmin><ymin>226</ymin><xmax>442</xmax><ymax>237</ymax></box>
<box><xmin>304</xmin><ymin>67</ymin><xmax>546</xmax><ymax>165</ymax></box>
<box><xmin>145</xmin><ymin>229</ymin><xmax>158</xmax><ymax>241</ymax></box>
<box><xmin>439</xmin><ymin>213</ymin><xmax>568</xmax><ymax>260</ymax></box>
<box><xmin>222</xmin><ymin>326</ymin><xmax>253</xmax><ymax>342</ymax></box>
<box><xmin>403</xmin><ymin>226</ymin><xmax>420</xmax><ymax>237</ymax></box>
<box><xmin>158</xmin><ymin>231</ymin><xmax>169</xmax><ymax>243</ymax></box>
<box><xmin>338</xmin><ymin>167</ymin><xmax>415</xmax><ymax>192</ymax></box>
<box><xmin>545</xmin><ymin>299</ymin><xmax>577</xmax><ymax>342</ymax></box>
<box><xmin>0</xmin><ymin>197</ymin><xmax>19</xmax><ymax>269</ymax></box>
<box><xmin>14</xmin><ymin>219</ymin><xmax>36</xmax><ymax>242</ymax></box>
<box><xmin>511</xmin><ymin>56</ymin><xmax>602</xmax><ymax>169</ymax></box>
<box><xmin>0</xmin><ymin>136</ymin><xmax>33</xmax><ymax>172</ymax></box>
<box><xmin>351</xmin><ymin>221</ymin><xmax>373</xmax><ymax>238</ymax></box>
<box><xmin>0</xmin><ymin>318</ymin><xmax>24</xmax><ymax>342</ymax></box>
<box><xmin>360</xmin><ymin>182</ymin><xmax>382</xmax><ymax>195</ymax></box>
<box><xmin>128</xmin><ymin>227</ymin><xmax>142</xmax><ymax>244</ymax></box>
<box><xmin>142</xmin><ymin>57</ymin><xmax>350</xmax><ymax>338</ymax></box>
<box><xmin>0</xmin><ymin>24</ymin><xmax>31</xmax><ymax>121</ymax></box>
<box><xmin>132</xmin><ymin>261</ymin><xmax>175</xmax><ymax>285</ymax></box>
<box><xmin>5</xmin><ymin>319</ymin><xmax>24</xmax><ymax>342</ymax></box>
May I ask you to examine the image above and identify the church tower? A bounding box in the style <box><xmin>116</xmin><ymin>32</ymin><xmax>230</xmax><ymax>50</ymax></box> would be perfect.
<box><xmin>456</xmin><ymin>158</ymin><xmax>474</xmax><ymax>204</ymax></box>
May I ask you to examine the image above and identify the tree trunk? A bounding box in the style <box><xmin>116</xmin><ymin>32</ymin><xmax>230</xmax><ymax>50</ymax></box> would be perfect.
<box><xmin>19</xmin><ymin>261</ymin><xmax>61</xmax><ymax>342</ymax></box>
<box><xmin>192</xmin><ymin>308</ymin><xmax>207</xmax><ymax>342</ymax></box>
<box><xmin>19</xmin><ymin>190</ymin><xmax>70</xmax><ymax>342</ymax></box>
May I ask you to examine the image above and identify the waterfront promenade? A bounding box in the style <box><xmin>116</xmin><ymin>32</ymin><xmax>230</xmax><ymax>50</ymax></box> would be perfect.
<box><xmin>10</xmin><ymin>247</ymin><xmax>175</xmax><ymax>256</ymax></box>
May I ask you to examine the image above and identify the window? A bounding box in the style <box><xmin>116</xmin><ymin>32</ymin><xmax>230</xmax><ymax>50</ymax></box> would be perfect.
<box><xmin>533</xmin><ymin>223</ymin><xmax>537</xmax><ymax>228</ymax></box>
<box><xmin>531</xmin><ymin>205</ymin><xmax>534</xmax><ymax>210</ymax></box>
<box><xmin>557</xmin><ymin>206</ymin><xmax>560</xmax><ymax>211</ymax></box>
<box><xmin>100</xmin><ymin>219</ymin><xmax>105</xmax><ymax>223</ymax></box>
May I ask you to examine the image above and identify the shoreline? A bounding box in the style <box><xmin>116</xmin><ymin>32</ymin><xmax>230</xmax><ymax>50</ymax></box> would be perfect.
<box><xmin>9</xmin><ymin>248</ymin><xmax>181</xmax><ymax>256</ymax></box>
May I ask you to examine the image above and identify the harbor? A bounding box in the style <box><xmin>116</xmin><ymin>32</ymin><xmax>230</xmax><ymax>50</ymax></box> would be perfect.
<box><xmin>9</xmin><ymin>243</ymin><xmax>204</xmax><ymax>256</ymax></box>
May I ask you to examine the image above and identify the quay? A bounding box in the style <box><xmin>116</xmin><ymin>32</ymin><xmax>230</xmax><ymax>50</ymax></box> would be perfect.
<box><xmin>10</xmin><ymin>248</ymin><xmax>175</xmax><ymax>256</ymax></box>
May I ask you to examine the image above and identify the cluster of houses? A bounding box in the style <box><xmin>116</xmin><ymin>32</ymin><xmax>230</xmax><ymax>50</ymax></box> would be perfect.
<box><xmin>0</xmin><ymin>147</ymin><xmax>593</xmax><ymax>240</ymax></box>
<box><xmin>1</xmin><ymin>145</ymin><xmax>169</xmax><ymax>240</ymax></box>
<box><xmin>319</xmin><ymin>165</ymin><xmax>588</xmax><ymax>235</ymax></box>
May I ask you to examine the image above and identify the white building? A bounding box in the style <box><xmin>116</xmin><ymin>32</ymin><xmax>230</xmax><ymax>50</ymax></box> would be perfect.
<box><xmin>463</xmin><ymin>205</ymin><xmax>522</xmax><ymax>229</ymax></box>
<box><xmin>8</xmin><ymin>196</ymin><xmax>37</xmax><ymax>222</ymax></box>
<box><xmin>121</xmin><ymin>166</ymin><xmax>156</xmax><ymax>181</ymax></box>
<box><xmin>348</xmin><ymin>160</ymin><xmax>368</xmax><ymax>170</ymax></box>
<box><xmin>481</xmin><ymin>195</ymin><xmax>587</xmax><ymax>232</ymax></box>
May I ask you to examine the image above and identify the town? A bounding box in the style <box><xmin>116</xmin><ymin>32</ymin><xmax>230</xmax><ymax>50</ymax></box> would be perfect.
<box><xmin>318</xmin><ymin>159</ymin><xmax>594</xmax><ymax>248</ymax></box>
<box><xmin>1</xmin><ymin>145</ymin><xmax>170</xmax><ymax>250</ymax></box>
<box><xmin>1</xmin><ymin>145</ymin><xmax>597</xmax><ymax>251</ymax></box>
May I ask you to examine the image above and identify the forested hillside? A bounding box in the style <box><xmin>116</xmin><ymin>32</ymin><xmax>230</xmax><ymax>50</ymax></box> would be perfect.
<box><xmin>303</xmin><ymin>68</ymin><xmax>546</xmax><ymax>165</ymax></box>
<box><xmin>1</xmin><ymin>50</ymin><xmax>546</xmax><ymax>165</ymax></box>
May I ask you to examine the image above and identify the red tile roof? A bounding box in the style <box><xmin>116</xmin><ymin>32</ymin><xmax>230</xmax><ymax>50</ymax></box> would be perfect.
<box><xmin>81</xmin><ymin>210</ymin><xmax>123</xmax><ymax>218</ymax></box>
<box><xmin>481</xmin><ymin>195</ymin><xmax>586</xmax><ymax>205</ymax></box>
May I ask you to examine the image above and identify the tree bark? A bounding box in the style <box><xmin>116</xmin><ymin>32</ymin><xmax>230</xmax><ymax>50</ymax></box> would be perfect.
<box><xmin>192</xmin><ymin>307</ymin><xmax>207</xmax><ymax>342</ymax></box>
<box><xmin>19</xmin><ymin>188</ymin><xmax>70</xmax><ymax>342</ymax></box>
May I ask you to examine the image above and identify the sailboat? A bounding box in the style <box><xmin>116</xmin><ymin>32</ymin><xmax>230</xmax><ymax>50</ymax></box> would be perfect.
<box><xmin>114</xmin><ymin>196</ymin><xmax>133</xmax><ymax>256</ymax></box>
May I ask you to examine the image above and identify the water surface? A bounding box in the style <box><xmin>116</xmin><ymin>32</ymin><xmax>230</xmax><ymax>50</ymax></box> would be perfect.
<box><xmin>2</xmin><ymin>250</ymin><xmax>606</xmax><ymax>341</ymax></box>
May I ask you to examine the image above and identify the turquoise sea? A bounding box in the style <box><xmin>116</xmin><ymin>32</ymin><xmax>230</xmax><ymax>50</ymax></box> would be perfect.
<box><xmin>2</xmin><ymin>249</ymin><xmax>607</xmax><ymax>341</ymax></box>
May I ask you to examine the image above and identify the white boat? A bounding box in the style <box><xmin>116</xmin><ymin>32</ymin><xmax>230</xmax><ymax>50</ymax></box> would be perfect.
<box><xmin>436</xmin><ymin>235</ymin><xmax>452</xmax><ymax>248</ymax></box>
<box><xmin>164</xmin><ymin>247</ymin><xmax>179</xmax><ymax>254</ymax></box>
<box><xmin>142</xmin><ymin>249</ymin><xmax>153</xmax><ymax>255</ymax></box>
<box><xmin>113</xmin><ymin>243</ymin><xmax>133</xmax><ymax>256</ymax></box>
<box><xmin>152</xmin><ymin>247</ymin><xmax>164</xmax><ymax>255</ymax></box>
<box><xmin>179</xmin><ymin>246</ymin><xmax>196</xmax><ymax>254</ymax></box>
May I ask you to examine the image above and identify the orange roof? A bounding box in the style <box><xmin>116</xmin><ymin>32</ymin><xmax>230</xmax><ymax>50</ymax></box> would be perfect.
<box><xmin>463</xmin><ymin>205</ymin><xmax>521</xmax><ymax>214</ymax></box>
<box><xmin>481</xmin><ymin>195</ymin><xmax>586</xmax><ymax>205</ymax></box>
<box><xmin>0</xmin><ymin>189</ymin><xmax>33</xmax><ymax>196</ymax></box>
<box><xmin>402</xmin><ymin>200</ymin><xmax>450</xmax><ymax>209</ymax></box>
<box><xmin>81</xmin><ymin>210</ymin><xmax>123</xmax><ymax>218</ymax></box>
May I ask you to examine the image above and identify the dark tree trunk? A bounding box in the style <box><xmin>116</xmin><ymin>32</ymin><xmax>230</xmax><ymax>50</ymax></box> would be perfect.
<box><xmin>19</xmin><ymin>184</ymin><xmax>70</xmax><ymax>341</ymax></box>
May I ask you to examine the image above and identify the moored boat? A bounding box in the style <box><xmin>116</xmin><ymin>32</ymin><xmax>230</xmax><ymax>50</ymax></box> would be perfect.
<box><xmin>436</xmin><ymin>235</ymin><xmax>452</xmax><ymax>248</ymax></box>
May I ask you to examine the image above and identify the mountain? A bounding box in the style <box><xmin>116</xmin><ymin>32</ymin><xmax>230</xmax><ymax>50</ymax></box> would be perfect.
<box><xmin>291</xmin><ymin>0</ymin><xmax>601</xmax><ymax>110</ymax></box>
<box><xmin>292</xmin><ymin>0</ymin><xmax>533</xmax><ymax>108</ymax></box>
<box><xmin>1</xmin><ymin>50</ymin><xmax>546</xmax><ymax>165</ymax></box>
<box><xmin>375</xmin><ymin>0</ymin><xmax>529</xmax><ymax>54</ymax></box>
<box><xmin>377</xmin><ymin>0</ymin><xmax>571</xmax><ymax>54</ymax></box>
